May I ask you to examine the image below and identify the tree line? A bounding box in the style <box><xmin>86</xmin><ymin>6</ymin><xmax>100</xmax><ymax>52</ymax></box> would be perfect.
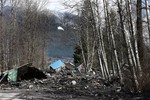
<box><xmin>0</xmin><ymin>0</ymin><xmax>51</xmax><ymax>71</ymax></box>
<box><xmin>73</xmin><ymin>0</ymin><xmax>150</xmax><ymax>93</ymax></box>
<box><xmin>0</xmin><ymin>0</ymin><xmax>77</xmax><ymax>71</ymax></box>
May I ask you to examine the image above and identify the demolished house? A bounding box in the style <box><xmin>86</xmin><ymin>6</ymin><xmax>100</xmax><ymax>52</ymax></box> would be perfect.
<box><xmin>49</xmin><ymin>60</ymin><xmax>65</xmax><ymax>72</ymax></box>
<box><xmin>65</xmin><ymin>62</ymin><xmax>75</xmax><ymax>70</ymax></box>
<box><xmin>0</xmin><ymin>63</ymin><xmax>46</xmax><ymax>84</ymax></box>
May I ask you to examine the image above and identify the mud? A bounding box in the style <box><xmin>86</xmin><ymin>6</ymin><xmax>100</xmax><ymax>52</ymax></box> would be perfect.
<box><xmin>0</xmin><ymin>75</ymin><xmax>150</xmax><ymax>100</ymax></box>
<box><xmin>0</xmin><ymin>63</ymin><xmax>149</xmax><ymax>100</ymax></box>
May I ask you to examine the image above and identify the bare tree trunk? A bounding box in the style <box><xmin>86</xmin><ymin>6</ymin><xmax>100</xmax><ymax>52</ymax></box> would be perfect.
<box><xmin>127</xmin><ymin>0</ymin><xmax>142</xmax><ymax>76</ymax></box>
<box><xmin>103</xmin><ymin>0</ymin><xmax>123</xmax><ymax>82</ymax></box>
<box><xmin>145</xmin><ymin>0</ymin><xmax>150</xmax><ymax>46</ymax></box>
<box><xmin>98</xmin><ymin>50</ymin><xmax>105</xmax><ymax>78</ymax></box>
<box><xmin>97</xmin><ymin>26</ymin><xmax>110</xmax><ymax>79</ymax></box>
<box><xmin>124</xmin><ymin>26</ymin><xmax>140</xmax><ymax>91</ymax></box>
<box><xmin>137</xmin><ymin>0</ymin><xmax>144</xmax><ymax>68</ymax></box>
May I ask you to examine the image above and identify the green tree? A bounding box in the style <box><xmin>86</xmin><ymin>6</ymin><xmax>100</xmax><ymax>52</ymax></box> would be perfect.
<box><xmin>73</xmin><ymin>45</ymin><xmax>83</xmax><ymax>65</ymax></box>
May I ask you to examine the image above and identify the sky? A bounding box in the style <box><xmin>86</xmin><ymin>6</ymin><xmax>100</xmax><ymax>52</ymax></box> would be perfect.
<box><xmin>46</xmin><ymin>0</ymin><xmax>66</xmax><ymax>11</ymax></box>
<box><xmin>46</xmin><ymin>0</ymin><xmax>73</xmax><ymax>12</ymax></box>
<box><xmin>45</xmin><ymin>0</ymin><xmax>81</xmax><ymax>13</ymax></box>
<box><xmin>5</xmin><ymin>0</ymin><xmax>66</xmax><ymax>11</ymax></box>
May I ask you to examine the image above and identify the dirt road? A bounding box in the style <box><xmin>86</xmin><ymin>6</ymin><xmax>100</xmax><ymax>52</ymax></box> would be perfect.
<box><xmin>0</xmin><ymin>76</ymin><xmax>149</xmax><ymax>100</ymax></box>
<box><xmin>0</xmin><ymin>89</ymin><xmax>98</xmax><ymax>100</ymax></box>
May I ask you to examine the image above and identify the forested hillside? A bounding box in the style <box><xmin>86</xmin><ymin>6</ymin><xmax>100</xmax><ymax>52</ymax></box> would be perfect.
<box><xmin>0</xmin><ymin>0</ymin><xmax>77</xmax><ymax>70</ymax></box>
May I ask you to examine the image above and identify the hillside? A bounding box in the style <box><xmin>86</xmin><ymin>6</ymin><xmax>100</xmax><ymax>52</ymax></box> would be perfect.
<box><xmin>2</xmin><ymin>6</ymin><xmax>77</xmax><ymax>58</ymax></box>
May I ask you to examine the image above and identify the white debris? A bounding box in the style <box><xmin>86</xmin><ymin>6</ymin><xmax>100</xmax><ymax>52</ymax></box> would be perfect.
<box><xmin>46</xmin><ymin>73</ymin><xmax>51</xmax><ymax>77</ymax></box>
<box><xmin>57</xmin><ymin>26</ymin><xmax>64</xmax><ymax>31</ymax></box>
<box><xmin>93</xmin><ymin>71</ymin><xmax>96</xmax><ymax>75</ymax></box>
<box><xmin>29</xmin><ymin>85</ymin><xmax>33</xmax><ymax>89</ymax></box>
<box><xmin>71</xmin><ymin>80</ymin><xmax>76</xmax><ymax>85</ymax></box>
<box><xmin>58</xmin><ymin>87</ymin><xmax>62</xmax><ymax>90</ymax></box>
<box><xmin>116</xmin><ymin>87</ymin><xmax>121</xmax><ymax>92</ymax></box>
<box><xmin>85</xmin><ymin>85</ymin><xmax>89</xmax><ymax>89</ymax></box>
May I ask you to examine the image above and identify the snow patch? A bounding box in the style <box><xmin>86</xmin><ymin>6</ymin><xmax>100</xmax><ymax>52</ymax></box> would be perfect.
<box><xmin>57</xmin><ymin>26</ymin><xmax>64</xmax><ymax>31</ymax></box>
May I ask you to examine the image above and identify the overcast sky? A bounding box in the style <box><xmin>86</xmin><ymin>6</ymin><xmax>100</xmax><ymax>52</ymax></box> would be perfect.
<box><xmin>46</xmin><ymin>0</ymin><xmax>63</xmax><ymax>11</ymax></box>
<box><xmin>45</xmin><ymin>0</ymin><xmax>81</xmax><ymax>13</ymax></box>
<box><xmin>45</xmin><ymin>0</ymin><xmax>69</xmax><ymax>12</ymax></box>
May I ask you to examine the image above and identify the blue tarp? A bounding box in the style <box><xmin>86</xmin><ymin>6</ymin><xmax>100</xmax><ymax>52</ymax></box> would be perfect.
<box><xmin>50</xmin><ymin>60</ymin><xmax>65</xmax><ymax>70</ymax></box>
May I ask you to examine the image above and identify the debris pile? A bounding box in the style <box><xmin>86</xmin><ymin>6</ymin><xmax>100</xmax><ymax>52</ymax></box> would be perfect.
<box><xmin>49</xmin><ymin>60</ymin><xmax>65</xmax><ymax>73</ymax></box>
<box><xmin>0</xmin><ymin>60</ymin><xmax>124</xmax><ymax>100</ymax></box>
<box><xmin>0</xmin><ymin>63</ymin><xmax>46</xmax><ymax>84</ymax></box>
<box><xmin>0</xmin><ymin>60</ymin><xmax>149</xmax><ymax>99</ymax></box>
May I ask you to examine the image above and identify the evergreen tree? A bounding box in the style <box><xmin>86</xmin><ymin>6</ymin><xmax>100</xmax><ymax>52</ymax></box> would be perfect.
<box><xmin>73</xmin><ymin>45</ymin><xmax>82</xmax><ymax>65</ymax></box>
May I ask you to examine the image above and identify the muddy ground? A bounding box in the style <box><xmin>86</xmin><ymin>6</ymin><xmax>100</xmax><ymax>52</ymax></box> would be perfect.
<box><xmin>0</xmin><ymin>75</ymin><xmax>150</xmax><ymax>100</ymax></box>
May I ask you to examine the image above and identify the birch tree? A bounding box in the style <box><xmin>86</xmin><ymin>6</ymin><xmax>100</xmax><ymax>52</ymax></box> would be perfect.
<box><xmin>77</xmin><ymin>0</ymin><xmax>97</xmax><ymax>73</ymax></box>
